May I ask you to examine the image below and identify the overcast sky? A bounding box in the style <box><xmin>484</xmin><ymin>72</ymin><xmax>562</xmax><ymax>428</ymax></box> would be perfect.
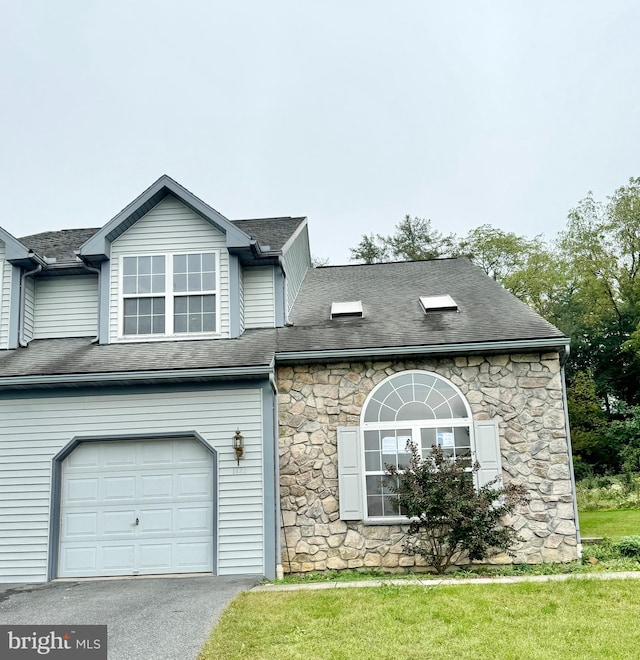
<box><xmin>1</xmin><ymin>1</ymin><xmax>638</xmax><ymax>264</ymax></box>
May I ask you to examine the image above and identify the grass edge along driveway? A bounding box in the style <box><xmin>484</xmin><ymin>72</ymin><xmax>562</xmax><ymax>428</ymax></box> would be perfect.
<box><xmin>199</xmin><ymin>578</ymin><xmax>640</xmax><ymax>660</ymax></box>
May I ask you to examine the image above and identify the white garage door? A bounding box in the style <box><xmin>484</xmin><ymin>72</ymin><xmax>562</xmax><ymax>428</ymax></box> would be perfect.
<box><xmin>58</xmin><ymin>438</ymin><xmax>214</xmax><ymax>578</ymax></box>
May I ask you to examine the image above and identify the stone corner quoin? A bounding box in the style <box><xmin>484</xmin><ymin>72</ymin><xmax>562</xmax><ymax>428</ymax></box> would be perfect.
<box><xmin>277</xmin><ymin>353</ymin><xmax>578</xmax><ymax>573</ymax></box>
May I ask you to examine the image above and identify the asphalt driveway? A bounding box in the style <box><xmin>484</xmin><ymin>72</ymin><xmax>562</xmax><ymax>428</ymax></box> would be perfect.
<box><xmin>0</xmin><ymin>574</ymin><xmax>259</xmax><ymax>659</ymax></box>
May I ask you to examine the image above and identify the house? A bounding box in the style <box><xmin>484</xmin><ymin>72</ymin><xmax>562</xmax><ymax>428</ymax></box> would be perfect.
<box><xmin>0</xmin><ymin>175</ymin><xmax>579</xmax><ymax>583</ymax></box>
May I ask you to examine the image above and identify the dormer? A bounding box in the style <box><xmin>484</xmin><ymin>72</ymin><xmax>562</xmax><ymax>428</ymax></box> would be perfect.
<box><xmin>1</xmin><ymin>176</ymin><xmax>312</xmax><ymax>348</ymax></box>
<box><xmin>72</xmin><ymin>175</ymin><xmax>312</xmax><ymax>344</ymax></box>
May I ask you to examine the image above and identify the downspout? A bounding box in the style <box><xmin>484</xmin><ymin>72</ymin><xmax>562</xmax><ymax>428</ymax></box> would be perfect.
<box><xmin>560</xmin><ymin>348</ymin><xmax>581</xmax><ymax>557</ymax></box>
<box><xmin>18</xmin><ymin>263</ymin><xmax>42</xmax><ymax>347</ymax></box>
<box><xmin>80</xmin><ymin>260</ymin><xmax>101</xmax><ymax>343</ymax></box>
<box><xmin>271</xmin><ymin>372</ymin><xmax>284</xmax><ymax>580</ymax></box>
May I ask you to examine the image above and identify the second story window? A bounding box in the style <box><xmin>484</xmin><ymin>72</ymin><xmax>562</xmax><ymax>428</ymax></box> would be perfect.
<box><xmin>173</xmin><ymin>253</ymin><xmax>216</xmax><ymax>334</ymax></box>
<box><xmin>121</xmin><ymin>252</ymin><xmax>217</xmax><ymax>338</ymax></box>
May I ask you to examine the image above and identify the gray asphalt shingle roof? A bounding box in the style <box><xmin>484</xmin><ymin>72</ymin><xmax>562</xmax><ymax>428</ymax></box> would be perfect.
<box><xmin>276</xmin><ymin>258</ymin><xmax>565</xmax><ymax>354</ymax></box>
<box><xmin>0</xmin><ymin>331</ymin><xmax>276</xmax><ymax>379</ymax></box>
<box><xmin>18</xmin><ymin>217</ymin><xmax>305</xmax><ymax>264</ymax></box>
<box><xmin>20</xmin><ymin>228</ymin><xmax>101</xmax><ymax>262</ymax></box>
<box><xmin>0</xmin><ymin>258</ymin><xmax>566</xmax><ymax>382</ymax></box>
<box><xmin>231</xmin><ymin>217</ymin><xmax>305</xmax><ymax>251</ymax></box>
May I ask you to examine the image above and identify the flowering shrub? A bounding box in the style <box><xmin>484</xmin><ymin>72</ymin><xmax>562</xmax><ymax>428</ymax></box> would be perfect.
<box><xmin>577</xmin><ymin>473</ymin><xmax>640</xmax><ymax>510</ymax></box>
<box><xmin>386</xmin><ymin>443</ymin><xmax>529</xmax><ymax>574</ymax></box>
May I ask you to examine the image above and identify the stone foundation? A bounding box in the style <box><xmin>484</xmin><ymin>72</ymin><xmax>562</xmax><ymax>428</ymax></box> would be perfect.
<box><xmin>277</xmin><ymin>354</ymin><xmax>579</xmax><ymax>573</ymax></box>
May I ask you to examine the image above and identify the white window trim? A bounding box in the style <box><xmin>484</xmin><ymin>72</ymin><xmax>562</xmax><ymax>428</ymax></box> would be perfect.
<box><xmin>117</xmin><ymin>250</ymin><xmax>221</xmax><ymax>342</ymax></box>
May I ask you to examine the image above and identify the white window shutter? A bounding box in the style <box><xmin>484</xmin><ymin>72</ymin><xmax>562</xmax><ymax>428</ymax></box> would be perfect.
<box><xmin>473</xmin><ymin>419</ymin><xmax>503</xmax><ymax>489</ymax></box>
<box><xmin>337</xmin><ymin>426</ymin><xmax>364</xmax><ymax>520</ymax></box>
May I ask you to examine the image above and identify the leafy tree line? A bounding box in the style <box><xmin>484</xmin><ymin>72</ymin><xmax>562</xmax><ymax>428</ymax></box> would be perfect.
<box><xmin>350</xmin><ymin>178</ymin><xmax>640</xmax><ymax>476</ymax></box>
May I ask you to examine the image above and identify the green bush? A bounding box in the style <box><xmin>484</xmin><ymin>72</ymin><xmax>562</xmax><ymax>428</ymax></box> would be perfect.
<box><xmin>576</xmin><ymin>472</ymin><xmax>640</xmax><ymax>510</ymax></box>
<box><xmin>572</xmin><ymin>456</ymin><xmax>593</xmax><ymax>481</ymax></box>
<box><xmin>583</xmin><ymin>538</ymin><xmax>619</xmax><ymax>562</ymax></box>
<box><xmin>616</xmin><ymin>536</ymin><xmax>640</xmax><ymax>559</ymax></box>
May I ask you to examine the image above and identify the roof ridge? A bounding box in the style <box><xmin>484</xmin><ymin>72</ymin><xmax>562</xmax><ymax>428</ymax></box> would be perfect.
<box><xmin>316</xmin><ymin>257</ymin><xmax>465</xmax><ymax>269</ymax></box>
<box><xmin>232</xmin><ymin>216</ymin><xmax>306</xmax><ymax>222</ymax></box>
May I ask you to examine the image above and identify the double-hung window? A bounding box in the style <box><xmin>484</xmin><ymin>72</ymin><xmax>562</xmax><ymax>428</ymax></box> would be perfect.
<box><xmin>173</xmin><ymin>253</ymin><xmax>216</xmax><ymax>333</ymax></box>
<box><xmin>121</xmin><ymin>252</ymin><xmax>218</xmax><ymax>338</ymax></box>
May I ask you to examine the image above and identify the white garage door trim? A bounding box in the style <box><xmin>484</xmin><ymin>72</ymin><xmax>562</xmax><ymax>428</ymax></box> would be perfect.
<box><xmin>49</xmin><ymin>432</ymin><xmax>217</xmax><ymax>580</ymax></box>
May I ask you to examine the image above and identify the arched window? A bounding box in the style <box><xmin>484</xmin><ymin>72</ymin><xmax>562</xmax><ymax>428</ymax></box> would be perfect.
<box><xmin>361</xmin><ymin>370</ymin><xmax>473</xmax><ymax>519</ymax></box>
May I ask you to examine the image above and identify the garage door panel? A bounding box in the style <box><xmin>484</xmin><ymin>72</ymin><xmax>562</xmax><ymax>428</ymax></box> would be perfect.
<box><xmin>177</xmin><ymin>541</ymin><xmax>211</xmax><ymax>568</ymax></box>
<box><xmin>140</xmin><ymin>441</ymin><xmax>173</xmax><ymax>466</ymax></box>
<box><xmin>64</xmin><ymin>512</ymin><xmax>97</xmax><ymax>537</ymax></box>
<box><xmin>177</xmin><ymin>442</ymin><xmax>213</xmax><ymax>464</ymax></box>
<box><xmin>139</xmin><ymin>509</ymin><xmax>173</xmax><ymax>533</ymax></box>
<box><xmin>138</xmin><ymin>544</ymin><xmax>172</xmax><ymax>572</ymax></box>
<box><xmin>177</xmin><ymin>472</ymin><xmax>210</xmax><ymax>497</ymax></box>
<box><xmin>66</xmin><ymin>477</ymin><xmax>99</xmax><ymax>503</ymax></box>
<box><xmin>59</xmin><ymin>439</ymin><xmax>214</xmax><ymax>578</ymax></box>
<box><xmin>177</xmin><ymin>507</ymin><xmax>210</xmax><ymax>532</ymax></box>
<box><xmin>102</xmin><ymin>545</ymin><xmax>136</xmax><ymax>571</ymax></box>
<box><xmin>103</xmin><ymin>443</ymin><xmax>137</xmax><ymax>467</ymax></box>
<box><xmin>61</xmin><ymin>546</ymin><xmax>98</xmax><ymax>574</ymax></box>
<box><xmin>66</xmin><ymin>444</ymin><xmax>100</xmax><ymax>468</ymax></box>
<box><xmin>103</xmin><ymin>476</ymin><xmax>136</xmax><ymax>501</ymax></box>
<box><xmin>102</xmin><ymin>510</ymin><xmax>137</xmax><ymax>536</ymax></box>
<box><xmin>141</xmin><ymin>474</ymin><xmax>173</xmax><ymax>499</ymax></box>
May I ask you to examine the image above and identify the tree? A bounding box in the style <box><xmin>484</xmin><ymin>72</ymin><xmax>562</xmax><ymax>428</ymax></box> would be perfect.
<box><xmin>351</xmin><ymin>220</ymin><xmax>569</xmax><ymax>318</ymax></box>
<box><xmin>349</xmin><ymin>233</ymin><xmax>389</xmax><ymax>264</ymax></box>
<box><xmin>457</xmin><ymin>224</ymin><xmax>543</xmax><ymax>282</ymax></box>
<box><xmin>311</xmin><ymin>255</ymin><xmax>330</xmax><ymax>268</ymax></box>
<box><xmin>350</xmin><ymin>216</ymin><xmax>456</xmax><ymax>264</ymax></box>
<box><xmin>386</xmin><ymin>443</ymin><xmax>529</xmax><ymax>574</ymax></box>
<box><xmin>386</xmin><ymin>215</ymin><xmax>457</xmax><ymax>261</ymax></box>
<box><xmin>558</xmin><ymin>178</ymin><xmax>640</xmax><ymax>410</ymax></box>
<box><xmin>457</xmin><ymin>224</ymin><xmax>571</xmax><ymax>319</ymax></box>
<box><xmin>567</xmin><ymin>370</ymin><xmax>610</xmax><ymax>473</ymax></box>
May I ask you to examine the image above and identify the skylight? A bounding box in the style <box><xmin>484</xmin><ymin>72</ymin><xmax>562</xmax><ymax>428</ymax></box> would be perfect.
<box><xmin>419</xmin><ymin>295</ymin><xmax>458</xmax><ymax>312</ymax></box>
<box><xmin>331</xmin><ymin>301</ymin><xmax>363</xmax><ymax>318</ymax></box>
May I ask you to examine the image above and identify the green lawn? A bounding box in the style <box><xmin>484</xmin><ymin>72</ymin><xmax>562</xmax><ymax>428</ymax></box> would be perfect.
<box><xmin>199</xmin><ymin>579</ymin><xmax>640</xmax><ymax>659</ymax></box>
<box><xmin>580</xmin><ymin>509</ymin><xmax>640</xmax><ymax>539</ymax></box>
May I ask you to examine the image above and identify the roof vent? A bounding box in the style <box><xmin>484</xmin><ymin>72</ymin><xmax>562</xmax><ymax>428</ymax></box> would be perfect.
<box><xmin>331</xmin><ymin>301</ymin><xmax>363</xmax><ymax>319</ymax></box>
<box><xmin>420</xmin><ymin>295</ymin><xmax>458</xmax><ymax>312</ymax></box>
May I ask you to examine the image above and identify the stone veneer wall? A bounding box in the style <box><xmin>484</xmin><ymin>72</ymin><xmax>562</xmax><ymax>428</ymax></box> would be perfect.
<box><xmin>277</xmin><ymin>354</ymin><xmax>579</xmax><ymax>573</ymax></box>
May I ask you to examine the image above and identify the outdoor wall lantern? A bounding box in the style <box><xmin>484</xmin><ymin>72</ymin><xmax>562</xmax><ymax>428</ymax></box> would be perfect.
<box><xmin>233</xmin><ymin>429</ymin><xmax>244</xmax><ymax>465</ymax></box>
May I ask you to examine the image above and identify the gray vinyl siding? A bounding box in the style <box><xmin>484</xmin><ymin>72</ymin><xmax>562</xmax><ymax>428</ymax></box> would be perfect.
<box><xmin>109</xmin><ymin>195</ymin><xmax>230</xmax><ymax>342</ymax></box>
<box><xmin>0</xmin><ymin>242</ymin><xmax>9</xmax><ymax>349</ymax></box>
<box><xmin>244</xmin><ymin>267</ymin><xmax>275</xmax><ymax>329</ymax></box>
<box><xmin>282</xmin><ymin>223</ymin><xmax>311</xmax><ymax>313</ymax></box>
<box><xmin>0</xmin><ymin>387</ymin><xmax>264</xmax><ymax>582</ymax></box>
<box><xmin>34</xmin><ymin>275</ymin><xmax>98</xmax><ymax>339</ymax></box>
<box><xmin>22</xmin><ymin>277</ymin><xmax>35</xmax><ymax>344</ymax></box>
